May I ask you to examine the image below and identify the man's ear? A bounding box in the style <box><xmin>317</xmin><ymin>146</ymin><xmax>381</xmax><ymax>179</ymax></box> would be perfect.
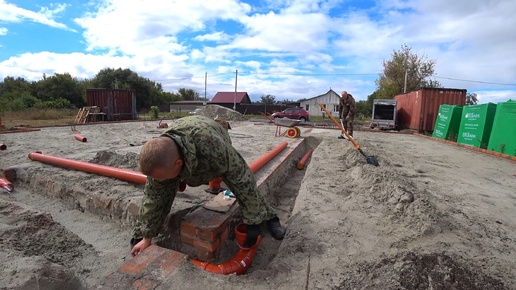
<box><xmin>175</xmin><ymin>158</ymin><xmax>183</xmax><ymax>167</ymax></box>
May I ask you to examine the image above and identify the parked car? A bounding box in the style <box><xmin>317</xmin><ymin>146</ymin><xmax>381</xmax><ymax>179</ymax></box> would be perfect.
<box><xmin>271</xmin><ymin>107</ymin><xmax>309</xmax><ymax>122</ymax></box>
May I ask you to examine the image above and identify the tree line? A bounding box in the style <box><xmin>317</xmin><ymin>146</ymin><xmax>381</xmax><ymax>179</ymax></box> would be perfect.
<box><xmin>0</xmin><ymin>68</ymin><xmax>199</xmax><ymax>112</ymax></box>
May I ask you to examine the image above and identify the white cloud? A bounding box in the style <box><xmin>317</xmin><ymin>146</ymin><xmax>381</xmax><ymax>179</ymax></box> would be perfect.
<box><xmin>0</xmin><ymin>0</ymin><xmax>73</xmax><ymax>31</ymax></box>
<box><xmin>0</xmin><ymin>27</ymin><xmax>7</xmax><ymax>35</ymax></box>
<box><xmin>1</xmin><ymin>0</ymin><xmax>515</xmax><ymax>103</ymax></box>
<box><xmin>194</xmin><ymin>32</ymin><xmax>230</xmax><ymax>43</ymax></box>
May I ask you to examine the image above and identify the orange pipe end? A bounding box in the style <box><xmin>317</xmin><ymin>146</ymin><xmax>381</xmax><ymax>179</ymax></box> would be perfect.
<box><xmin>0</xmin><ymin>143</ymin><xmax>6</xmax><ymax>150</ymax></box>
<box><xmin>249</xmin><ymin>141</ymin><xmax>288</xmax><ymax>173</ymax></box>
<box><xmin>208</xmin><ymin>177</ymin><xmax>223</xmax><ymax>190</ymax></box>
<box><xmin>0</xmin><ymin>177</ymin><xmax>14</xmax><ymax>192</ymax></box>
<box><xmin>74</xmin><ymin>134</ymin><xmax>87</xmax><ymax>142</ymax></box>
<box><xmin>297</xmin><ymin>149</ymin><xmax>313</xmax><ymax>170</ymax></box>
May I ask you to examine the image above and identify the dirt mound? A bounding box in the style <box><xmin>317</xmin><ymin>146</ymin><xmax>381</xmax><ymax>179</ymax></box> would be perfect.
<box><xmin>338</xmin><ymin>252</ymin><xmax>507</xmax><ymax>289</ymax></box>
<box><xmin>90</xmin><ymin>150</ymin><xmax>139</xmax><ymax>171</ymax></box>
<box><xmin>0</xmin><ymin>198</ymin><xmax>92</xmax><ymax>290</ymax></box>
<box><xmin>197</xmin><ymin>104</ymin><xmax>248</xmax><ymax>121</ymax></box>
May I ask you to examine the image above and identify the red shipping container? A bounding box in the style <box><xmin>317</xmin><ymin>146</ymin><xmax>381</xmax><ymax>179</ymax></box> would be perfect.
<box><xmin>86</xmin><ymin>89</ymin><xmax>137</xmax><ymax>121</ymax></box>
<box><xmin>395</xmin><ymin>88</ymin><xmax>466</xmax><ymax>132</ymax></box>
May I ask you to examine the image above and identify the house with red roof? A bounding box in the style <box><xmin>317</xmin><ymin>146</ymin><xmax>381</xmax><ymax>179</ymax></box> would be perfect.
<box><xmin>211</xmin><ymin>92</ymin><xmax>252</xmax><ymax>104</ymax></box>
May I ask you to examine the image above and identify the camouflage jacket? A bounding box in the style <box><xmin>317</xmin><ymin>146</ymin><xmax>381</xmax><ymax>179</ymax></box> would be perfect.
<box><xmin>338</xmin><ymin>94</ymin><xmax>356</xmax><ymax>118</ymax></box>
<box><xmin>135</xmin><ymin>115</ymin><xmax>255</xmax><ymax>238</ymax></box>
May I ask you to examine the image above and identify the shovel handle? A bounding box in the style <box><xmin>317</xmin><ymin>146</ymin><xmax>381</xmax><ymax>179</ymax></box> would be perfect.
<box><xmin>318</xmin><ymin>103</ymin><xmax>360</xmax><ymax>149</ymax></box>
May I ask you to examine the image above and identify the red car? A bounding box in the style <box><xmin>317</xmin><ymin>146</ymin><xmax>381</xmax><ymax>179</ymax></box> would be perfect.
<box><xmin>271</xmin><ymin>107</ymin><xmax>309</xmax><ymax>122</ymax></box>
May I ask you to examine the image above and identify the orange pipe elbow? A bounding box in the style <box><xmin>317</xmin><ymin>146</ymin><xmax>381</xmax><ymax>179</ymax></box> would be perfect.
<box><xmin>0</xmin><ymin>143</ymin><xmax>6</xmax><ymax>150</ymax></box>
<box><xmin>74</xmin><ymin>134</ymin><xmax>87</xmax><ymax>142</ymax></box>
<box><xmin>249</xmin><ymin>141</ymin><xmax>288</xmax><ymax>173</ymax></box>
<box><xmin>0</xmin><ymin>177</ymin><xmax>14</xmax><ymax>192</ymax></box>
<box><xmin>191</xmin><ymin>235</ymin><xmax>262</xmax><ymax>275</ymax></box>
<box><xmin>297</xmin><ymin>149</ymin><xmax>313</xmax><ymax>170</ymax></box>
<box><xmin>28</xmin><ymin>151</ymin><xmax>147</xmax><ymax>184</ymax></box>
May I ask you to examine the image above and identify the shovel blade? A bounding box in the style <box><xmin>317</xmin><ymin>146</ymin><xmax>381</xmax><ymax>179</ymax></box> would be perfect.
<box><xmin>366</xmin><ymin>156</ymin><xmax>380</xmax><ymax>166</ymax></box>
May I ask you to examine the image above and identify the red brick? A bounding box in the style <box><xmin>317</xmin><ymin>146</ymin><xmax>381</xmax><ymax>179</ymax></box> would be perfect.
<box><xmin>132</xmin><ymin>275</ymin><xmax>160</xmax><ymax>290</ymax></box>
<box><xmin>180</xmin><ymin>220</ymin><xmax>197</xmax><ymax>237</ymax></box>
<box><xmin>195</xmin><ymin>248</ymin><xmax>216</xmax><ymax>261</ymax></box>
<box><xmin>194</xmin><ymin>237</ymin><xmax>220</xmax><ymax>252</ymax></box>
<box><xmin>219</xmin><ymin>227</ymin><xmax>229</xmax><ymax>245</ymax></box>
<box><xmin>155</xmin><ymin>250</ymin><xmax>188</xmax><ymax>278</ymax></box>
<box><xmin>118</xmin><ymin>245</ymin><xmax>167</xmax><ymax>274</ymax></box>
<box><xmin>180</xmin><ymin>234</ymin><xmax>195</xmax><ymax>247</ymax></box>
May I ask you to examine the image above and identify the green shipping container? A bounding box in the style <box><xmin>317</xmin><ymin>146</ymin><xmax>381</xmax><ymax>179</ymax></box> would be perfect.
<box><xmin>432</xmin><ymin>104</ymin><xmax>463</xmax><ymax>141</ymax></box>
<box><xmin>457</xmin><ymin>103</ymin><xmax>497</xmax><ymax>148</ymax></box>
<box><xmin>487</xmin><ymin>100</ymin><xmax>516</xmax><ymax>156</ymax></box>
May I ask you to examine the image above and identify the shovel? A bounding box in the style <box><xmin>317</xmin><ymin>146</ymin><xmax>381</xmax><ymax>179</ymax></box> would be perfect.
<box><xmin>318</xmin><ymin>103</ymin><xmax>379</xmax><ymax>166</ymax></box>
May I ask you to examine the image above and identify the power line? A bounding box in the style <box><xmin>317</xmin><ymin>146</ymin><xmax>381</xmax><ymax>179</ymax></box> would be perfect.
<box><xmin>433</xmin><ymin>76</ymin><xmax>516</xmax><ymax>86</ymax></box>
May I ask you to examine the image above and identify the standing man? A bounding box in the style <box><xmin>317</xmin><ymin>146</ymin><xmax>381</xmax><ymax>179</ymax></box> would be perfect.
<box><xmin>338</xmin><ymin>90</ymin><xmax>356</xmax><ymax>138</ymax></box>
<box><xmin>130</xmin><ymin>115</ymin><xmax>286</xmax><ymax>256</ymax></box>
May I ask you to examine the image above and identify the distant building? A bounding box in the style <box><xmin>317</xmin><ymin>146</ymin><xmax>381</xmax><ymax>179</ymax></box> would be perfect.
<box><xmin>300</xmin><ymin>89</ymin><xmax>341</xmax><ymax>118</ymax></box>
<box><xmin>211</xmin><ymin>92</ymin><xmax>252</xmax><ymax>105</ymax></box>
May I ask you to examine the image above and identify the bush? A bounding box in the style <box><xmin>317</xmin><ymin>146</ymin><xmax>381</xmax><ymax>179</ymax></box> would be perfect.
<box><xmin>150</xmin><ymin>106</ymin><xmax>160</xmax><ymax>119</ymax></box>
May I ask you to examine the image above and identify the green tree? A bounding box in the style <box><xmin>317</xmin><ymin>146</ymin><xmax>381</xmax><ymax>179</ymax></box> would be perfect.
<box><xmin>466</xmin><ymin>92</ymin><xmax>478</xmax><ymax>105</ymax></box>
<box><xmin>33</xmin><ymin>73</ymin><xmax>86</xmax><ymax>107</ymax></box>
<box><xmin>177</xmin><ymin>88</ymin><xmax>199</xmax><ymax>101</ymax></box>
<box><xmin>257</xmin><ymin>94</ymin><xmax>276</xmax><ymax>104</ymax></box>
<box><xmin>0</xmin><ymin>76</ymin><xmax>34</xmax><ymax>110</ymax></box>
<box><xmin>375</xmin><ymin>44</ymin><xmax>441</xmax><ymax>99</ymax></box>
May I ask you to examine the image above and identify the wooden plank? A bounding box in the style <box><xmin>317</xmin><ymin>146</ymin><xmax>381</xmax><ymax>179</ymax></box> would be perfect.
<box><xmin>203</xmin><ymin>192</ymin><xmax>236</xmax><ymax>213</ymax></box>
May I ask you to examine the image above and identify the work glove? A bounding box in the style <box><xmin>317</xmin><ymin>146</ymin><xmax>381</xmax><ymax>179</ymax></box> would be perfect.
<box><xmin>244</xmin><ymin>224</ymin><xmax>261</xmax><ymax>248</ymax></box>
<box><xmin>344</xmin><ymin>116</ymin><xmax>350</xmax><ymax>122</ymax></box>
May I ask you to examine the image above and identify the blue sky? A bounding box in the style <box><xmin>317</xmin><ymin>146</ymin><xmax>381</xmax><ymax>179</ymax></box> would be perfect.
<box><xmin>1</xmin><ymin>0</ymin><xmax>515</xmax><ymax>103</ymax></box>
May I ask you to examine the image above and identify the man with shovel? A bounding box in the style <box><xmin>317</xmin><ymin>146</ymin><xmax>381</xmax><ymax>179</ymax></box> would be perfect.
<box><xmin>338</xmin><ymin>91</ymin><xmax>356</xmax><ymax>139</ymax></box>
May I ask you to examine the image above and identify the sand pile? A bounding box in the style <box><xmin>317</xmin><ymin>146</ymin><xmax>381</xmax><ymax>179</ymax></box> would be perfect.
<box><xmin>197</xmin><ymin>104</ymin><xmax>248</xmax><ymax>121</ymax></box>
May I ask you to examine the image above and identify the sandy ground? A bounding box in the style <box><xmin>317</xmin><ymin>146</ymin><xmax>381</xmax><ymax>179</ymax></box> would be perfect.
<box><xmin>0</xmin><ymin>109</ymin><xmax>515</xmax><ymax>290</ymax></box>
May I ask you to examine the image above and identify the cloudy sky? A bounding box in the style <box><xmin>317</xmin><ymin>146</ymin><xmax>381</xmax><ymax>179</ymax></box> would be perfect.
<box><xmin>1</xmin><ymin>0</ymin><xmax>515</xmax><ymax>103</ymax></box>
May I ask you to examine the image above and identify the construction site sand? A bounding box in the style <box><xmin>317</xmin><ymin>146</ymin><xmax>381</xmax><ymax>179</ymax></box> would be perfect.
<box><xmin>0</xmin><ymin>108</ymin><xmax>515</xmax><ymax>289</ymax></box>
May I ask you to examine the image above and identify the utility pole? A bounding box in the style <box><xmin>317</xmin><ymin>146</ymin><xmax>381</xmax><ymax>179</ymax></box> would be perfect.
<box><xmin>403</xmin><ymin>70</ymin><xmax>408</xmax><ymax>93</ymax></box>
<box><xmin>233</xmin><ymin>69</ymin><xmax>238</xmax><ymax>111</ymax></box>
<box><xmin>204</xmin><ymin>72</ymin><xmax>207</xmax><ymax>106</ymax></box>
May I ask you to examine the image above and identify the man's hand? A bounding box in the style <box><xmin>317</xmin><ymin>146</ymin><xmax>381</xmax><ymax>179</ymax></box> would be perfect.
<box><xmin>131</xmin><ymin>237</ymin><xmax>152</xmax><ymax>256</ymax></box>
<box><xmin>344</xmin><ymin>116</ymin><xmax>350</xmax><ymax>122</ymax></box>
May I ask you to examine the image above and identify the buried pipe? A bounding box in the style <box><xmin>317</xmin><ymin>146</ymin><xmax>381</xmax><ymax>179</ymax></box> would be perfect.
<box><xmin>205</xmin><ymin>141</ymin><xmax>289</xmax><ymax>194</ymax></box>
<box><xmin>74</xmin><ymin>134</ymin><xmax>87</xmax><ymax>142</ymax></box>
<box><xmin>191</xmin><ymin>224</ymin><xmax>262</xmax><ymax>275</ymax></box>
<box><xmin>193</xmin><ymin>141</ymin><xmax>289</xmax><ymax>275</ymax></box>
<box><xmin>0</xmin><ymin>143</ymin><xmax>6</xmax><ymax>150</ymax></box>
<box><xmin>296</xmin><ymin>149</ymin><xmax>313</xmax><ymax>170</ymax></box>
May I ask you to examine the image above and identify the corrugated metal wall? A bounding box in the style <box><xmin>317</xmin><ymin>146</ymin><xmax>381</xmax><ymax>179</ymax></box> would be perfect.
<box><xmin>86</xmin><ymin>89</ymin><xmax>137</xmax><ymax>121</ymax></box>
<box><xmin>395</xmin><ymin>88</ymin><xmax>466</xmax><ymax>132</ymax></box>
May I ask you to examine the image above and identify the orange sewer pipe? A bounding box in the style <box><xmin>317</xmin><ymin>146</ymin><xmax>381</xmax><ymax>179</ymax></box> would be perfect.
<box><xmin>207</xmin><ymin>141</ymin><xmax>288</xmax><ymax>192</ymax></box>
<box><xmin>28</xmin><ymin>151</ymin><xmax>147</xmax><ymax>184</ymax></box>
<box><xmin>191</xmin><ymin>225</ymin><xmax>263</xmax><ymax>275</ymax></box>
<box><xmin>296</xmin><ymin>149</ymin><xmax>313</xmax><ymax>170</ymax></box>
<box><xmin>74</xmin><ymin>134</ymin><xmax>87</xmax><ymax>142</ymax></box>
<box><xmin>192</xmin><ymin>141</ymin><xmax>289</xmax><ymax>275</ymax></box>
